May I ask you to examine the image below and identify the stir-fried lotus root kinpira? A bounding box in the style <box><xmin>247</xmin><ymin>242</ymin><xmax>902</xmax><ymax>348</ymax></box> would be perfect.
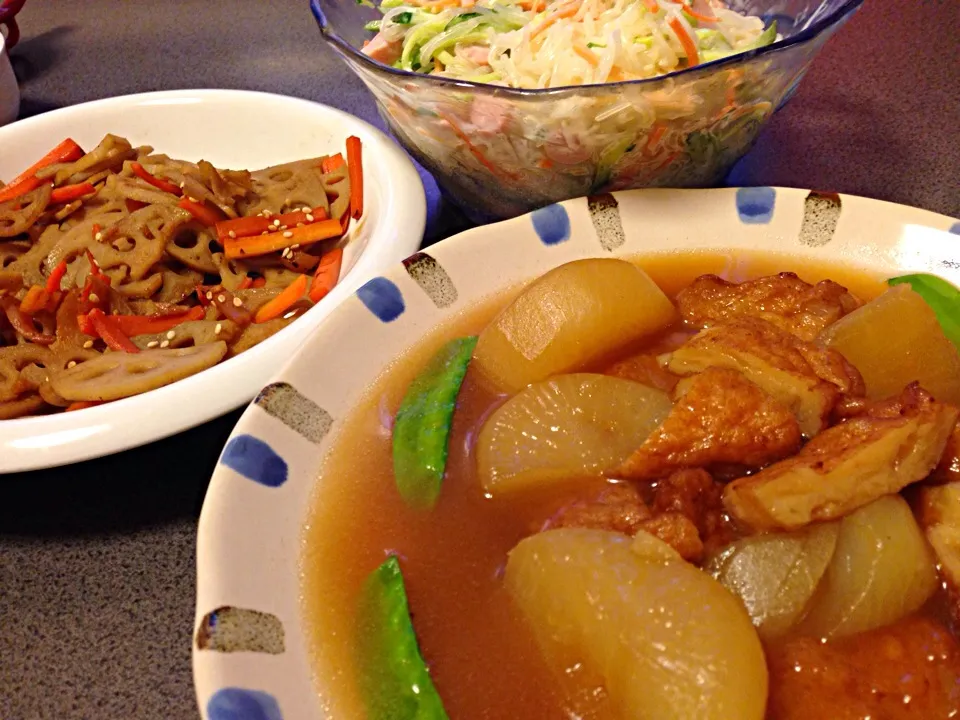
<box><xmin>0</xmin><ymin>134</ymin><xmax>365</xmax><ymax>418</ymax></box>
<box><xmin>304</xmin><ymin>256</ymin><xmax>960</xmax><ymax>719</ymax></box>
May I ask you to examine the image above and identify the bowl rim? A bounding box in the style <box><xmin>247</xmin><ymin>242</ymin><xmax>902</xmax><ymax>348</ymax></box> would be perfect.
<box><xmin>0</xmin><ymin>88</ymin><xmax>426</xmax><ymax>474</ymax></box>
<box><xmin>310</xmin><ymin>0</ymin><xmax>864</xmax><ymax>96</ymax></box>
<box><xmin>194</xmin><ymin>185</ymin><xmax>960</xmax><ymax>719</ymax></box>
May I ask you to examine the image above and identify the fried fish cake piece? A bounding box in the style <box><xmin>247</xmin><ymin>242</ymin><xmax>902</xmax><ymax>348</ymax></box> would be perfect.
<box><xmin>666</xmin><ymin>317</ymin><xmax>864</xmax><ymax>437</ymax></box>
<box><xmin>724</xmin><ymin>384</ymin><xmax>959</xmax><ymax>531</ymax></box>
<box><xmin>919</xmin><ymin>481</ymin><xmax>960</xmax><ymax>590</ymax></box>
<box><xmin>544</xmin><ymin>482</ymin><xmax>652</xmax><ymax>537</ymax></box>
<box><xmin>935</xmin><ymin>423</ymin><xmax>960</xmax><ymax>484</ymax></box>
<box><xmin>542</xmin><ymin>471</ymin><xmax>727</xmax><ymax>562</ymax></box>
<box><xmin>677</xmin><ymin>272</ymin><xmax>859</xmax><ymax>341</ymax></box>
<box><xmin>616</xmin><ymin>367</ymin><xmax>802</xmax><ymax>480</ymax></box>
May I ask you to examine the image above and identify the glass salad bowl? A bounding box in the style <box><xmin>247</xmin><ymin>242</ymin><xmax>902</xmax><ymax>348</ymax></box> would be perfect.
<box><xmin>311</xmin><ymin>0</ymin><xmax>863</xmax><ymax>222</ymax></box>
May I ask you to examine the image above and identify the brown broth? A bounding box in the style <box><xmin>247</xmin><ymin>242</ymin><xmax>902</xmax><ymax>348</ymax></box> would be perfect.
<box><xmin>301</xmin><ymin>251</ymin><xmax>903</xmax><ymax>718</ymax></box>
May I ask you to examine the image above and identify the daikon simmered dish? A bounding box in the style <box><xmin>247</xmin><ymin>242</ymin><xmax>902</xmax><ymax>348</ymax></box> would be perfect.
<box><xmin>303</xmin><ymin>252</ymin><xmax>960</xmax><ymax>719</ymax></box>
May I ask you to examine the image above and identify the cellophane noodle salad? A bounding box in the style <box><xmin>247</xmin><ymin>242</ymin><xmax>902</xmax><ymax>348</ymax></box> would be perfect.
<box><xmin>0</xmin><ymin>134</ymin><xmax>364</xmax><ymax>419</ymax></box>
<box><xmin>348</xmin><ymin>0</ymin><xmax>789</xmax><ymax>219</ymax></box>
<box><xmin>362</xmin><ymin>0</ymin><xmax>775</xmax><ymax>87</ymax></box>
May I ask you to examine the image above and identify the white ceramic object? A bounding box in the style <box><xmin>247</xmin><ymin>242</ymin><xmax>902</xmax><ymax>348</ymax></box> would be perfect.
<box><xmin>0</xmin><ymin>89</ymin><xmax>425</xmax><ymax>473</ymax></box>
<box><xmin>0</xmin><ymin>33</ymin><xmax>18</xmax><ymax>126</ymax></box>
<box><xmin>194</xmin><ymin>186</ymin><xmax>960</xmax><ymax>718</ymax></box>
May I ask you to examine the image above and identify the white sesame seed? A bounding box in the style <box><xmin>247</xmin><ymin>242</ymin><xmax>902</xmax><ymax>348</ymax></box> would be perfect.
<box><xmin>160</xmin><ymin>340</ymin><xmax>170</xmax><ymax>348</ymax></box>
<box><xmin>261</xmin><ymin>230</ymin><xmax>268</xmax><ymax>235</ymax></box>
<box><xmin>263</xmin><ymin>210</ymin><xmax>272</xmax><ymax>218</ymax></box>
<box><xmin>296</xmin><ymin>222</ymin><xmax>305</xmax><ymax>228</ymax></box>
<box><xmin>305</xmin><ymin>214</ymin><xmax>314</xmax><ymax>222</ymax></box>
<box><xmin>165</xmin><ymin>330</ymin><xmax>176</xmax><ymax>340</ymax></box>
<box><xmin>83</xmin><ymin>340</ymin><xmax>94</xmax><ymax>349</ymax></box>
<box><xmin>290</xmin><ymin>243</ymin><xmax>300</xmax><ymax>250</ymax></box>
<box><xmin>188</xmin><ymin>196</ymin><xmax>199</xmax><ymax>203</ymax></box>
<box><xmin>301</xmin><ymin>206</ymin><xmax>311</xmax><ymax>213</ymax></box>
<box><xmin>280</xmin><ymin>225</ymin><xmax>288</xmax><ymax>231</ymax></box>
<box><xmin>214</xmin><ymin>323</ymin><xmax>222</xmax><ymax>335</ymax></box>
<box><xmin>282</xmin><ymin>231</ymin><xmax>293</xmax><ymax>238</ymax></box>
<box><xmin>67</xmin><ymin>360</ymin><xmax>77</xmax><ymax>369</ymax></box>
<box><xmin>179</xmin><ymin>182</ymin><xmax>186</xmax><ymax>189</ymax></box>
<box><xmin>146</xmin><ymin>340</ymin><xmax>159</xmax><ymax>348</ymax></box>
<box><xmin>272</xmin><ymin>219</ymin><xmax>281</xmax><ymax>227</ymax></box>
<box><xmin>232</xmin><ymin>297</ymin><xmax>243</xmax><ymax>307</ymax></box>
<box><xmin>88</xmin><ymin>292</ymin><xmax>100</xmax><ymax>304</ymax></box>
<box><xmin>217</xmin><ymin>294</ymin><xmax>226</xmax><ymax>303</ymax></box>
<box><xmin>228</xmin><ymin>230</ymin><xmax>236</xmax><ymax>239</ymax></box>
<box><xmin>205</xmin><ymin>291</ymin><xmax>213</xmax><ymax>300</ymax></box>
<box><xmin>283</xmin><ymin>311</ymin><xmax>296</xmax><ymax>319</ymax></box>
<box><xmin>94</xmin><ymin>232</ymin><xmax>103</xmax><ymax>241</ymax></box>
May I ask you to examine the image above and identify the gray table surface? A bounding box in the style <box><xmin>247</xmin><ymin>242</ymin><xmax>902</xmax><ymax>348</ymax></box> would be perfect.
<box><xmin>1</xmin><ymin>0</ymin><xmax>958</xmax><ymax>718</ymax></box>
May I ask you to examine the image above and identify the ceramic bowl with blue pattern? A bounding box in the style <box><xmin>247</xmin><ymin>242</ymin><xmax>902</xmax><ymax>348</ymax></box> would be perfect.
<box><xmin>194</xmin><ymin>187</ymin><xmax>960</xmax><ymax>719</ymax></box>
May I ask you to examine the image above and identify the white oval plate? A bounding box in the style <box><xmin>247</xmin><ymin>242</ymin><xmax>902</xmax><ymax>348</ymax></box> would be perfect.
<box><xmin>0</xmin><ymin>89</ymin><xmax>425</xmax><ymax>473</ymax></box>
<box><xmin>194</xmin><ymin>187</ymin><xmax>959</xmax><ymax>719</ymax></box>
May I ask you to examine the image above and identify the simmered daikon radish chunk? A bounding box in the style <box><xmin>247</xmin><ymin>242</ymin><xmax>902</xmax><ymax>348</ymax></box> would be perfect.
<box><xmin>477</xmin><ymin>374</ymin><xmax>672</xmax><ymax>496</ymax></box>
<box><xmin>797</xmin><ymin>495</ymin><xmax>938</xmax><ymax>640</ymax></box>
<box><xmin>506</xmin><ymin>528</ymin><xmax>767</xmax><ymax>720</ymax></box>
<box><xmin>820</xmin><ymin>284</ymin><xmax>960</xmax><ymax>405</ymax></box>
<box><xmin>473</xmin><ymin>259</ymin><xmax>676</xmax><ymax>393</ymax></box>
<box><xmin>707</xmin><ymin>522</ymin><xmax>839</xmax><ymax>640</ymax></box>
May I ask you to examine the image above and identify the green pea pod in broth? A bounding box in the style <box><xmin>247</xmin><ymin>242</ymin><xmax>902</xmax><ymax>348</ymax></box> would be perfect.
<box><xmin>356</xmin><ymin>556</ymin><xmax>450</xmax><ymax>720</ymax></box>
<box><xmin>392</xmin><ymin>335</ymin><xmax>478</xmax><ymax>510</ymax></box>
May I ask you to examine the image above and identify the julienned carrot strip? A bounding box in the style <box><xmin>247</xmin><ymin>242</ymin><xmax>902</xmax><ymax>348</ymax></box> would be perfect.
<box><xmin>641</xmin><ymin>0</ymin><xmax>659</xmax><ymax>11</ymax></box>
<box><xmin>0</xmin><ymin>138</ymin><xmax>85</xmax><ymax>203</ymax></box>
<box><xmin>213</xmin><ymin>206</ymin><xmax>329</xmax><ymax>243</ymax></box>
<box><xmin>573</xmin><ymin>43</ymin><xmax>599</xmax><ymax>67</ymax></box>
<box><xmin>308</xmin><ymin>248</ymin><xmax>343</xmax><ymax>304</ymax></box>
<box><xmin>88</xmin><ymin>309</ymin><xmax>139</xmax><ymax>353</ymax></box>
<box><xmin>66</xmin><ymin>401</ymin><xmax>102</xmax><ymax>412</ymax></box>
<box><xmin>77</xmin><ymin>313</ymin><xmax>95</xmax><ymax>335</ymax></box>
<box><xmin>130</xmin><ymin>162</ymin><xmax>182</xmax><ymax>196</ymax></box>
<box><xmin>531</xmin><ymin>2</ymin><xmax>578</xmax><ymax>37</ymax></box>
<box><xmin>669</xmin><ymin>17</ymin><xmax>699</xmax><ymax>66</ymax></box>
<box><xmin>346</xmin><ymin>136</ymin><xmax>363</xmax><ymax>220</ymax></box>
<box><xmin>251</xmin><ymin>277</ymin><xmax>267</xmax><ymax>289</ymax></box>
<box><xmin>78</xmin><ymin>307</ymin><xmax>207</xmax><ymax>336</ymax></box>
<box><xmin>223</xmin><ymin>218</ymin><xmax>343</xmax><ymax>259</ymax></box>
<box><xmin>439</xmin><ymin>113</ymin><xmax>519</xmax><ymax>181</ymax></box>
<box><xmin>19</xmin><ymin>285</ymin><xmax>50</xmax><ymax>315</ymax></box>
<box><xmin>114</xmin><ymin>306</ymin><xmax>206</xmax><ymax>337</ymax></box>
<box><xmin>321</xmin><ymin>154</ymin><xmax>346</xmax><ymax>174</ymax></box>
<box><xmin>254</xmin><ymin>274</ymin><xmax>309</xmax><ymax>324</ymax></box>
<box><xmin>45</xmin><ymin>259</ymin><xmax>69</xmax><ymax>294</ymax></box>
<box><xmin>50</xmin><ymin>182</ymin><xmax>96</xmax><ymax>204</ymax></box>
<box><xmin>177</xmin><ymin>197</ymin><xmax>225</xmax><ymax>227</ymax></box>
<box><xmin>237</xmin><ymin>276</ymin><xmax>253</xmax><ymax>291</ymax></box>
<box><xmin>645</xmin><ymin>123</ymin><xmax>667</xmax><ymax>153</ymax></box>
